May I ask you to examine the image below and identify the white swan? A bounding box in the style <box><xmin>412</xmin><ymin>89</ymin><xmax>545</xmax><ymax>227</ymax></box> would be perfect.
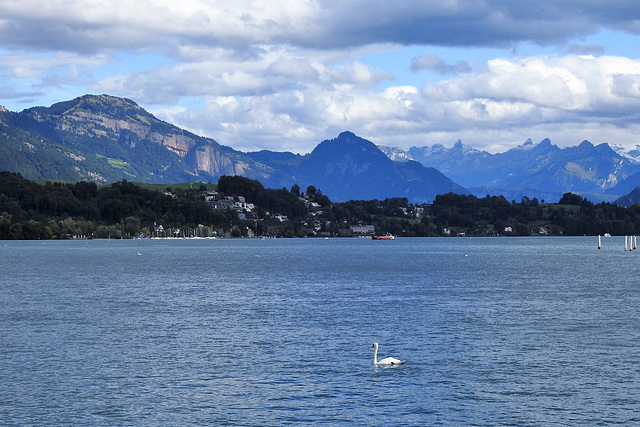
<box><xmin>371</xmin><ymin>342</ymin><xmax>405</xmax><ymax>365</ymax></box>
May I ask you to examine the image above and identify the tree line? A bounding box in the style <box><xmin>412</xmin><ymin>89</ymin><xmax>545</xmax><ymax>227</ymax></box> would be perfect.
<box><xmin>421</xmin><ymin>192</ymin><xmax>640</xmax><ymax>237</ymax></box>
<box><xmin>1</xmin><ymin>171</ymin><xmax>640</xmax><ymax>239</ymax></box>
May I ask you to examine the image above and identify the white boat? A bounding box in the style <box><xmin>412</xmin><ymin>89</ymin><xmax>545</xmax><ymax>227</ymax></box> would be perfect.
<box><xmin>372</xmin><ymin>233</ymin><xmax>396</xmax><ymax>240</ymax></box>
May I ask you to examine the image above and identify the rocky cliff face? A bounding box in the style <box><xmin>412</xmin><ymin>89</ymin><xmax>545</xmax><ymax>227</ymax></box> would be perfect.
<box><xmin>50</xmin><ymin>99</ymin><xmax>210</xmax><ymax>169</ymax></box>
<box><xmin>194</xmin><ymin>145</ymin><xmax>250</xmax><ymax>176</ymax></box>
<box><xmin>161</xmin><ymin>133</ymin><xmax>196</xmax><ymax>158</ymax></box>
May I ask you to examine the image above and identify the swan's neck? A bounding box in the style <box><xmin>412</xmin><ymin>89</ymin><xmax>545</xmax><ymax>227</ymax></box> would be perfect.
<box><xmin>373</xmin><ymin>346</ymin><xmax>378</xmax><ymax>364</ymax></box>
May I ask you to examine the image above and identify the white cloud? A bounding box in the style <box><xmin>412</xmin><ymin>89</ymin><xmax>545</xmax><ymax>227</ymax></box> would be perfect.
<box><xmin>3</xmin><ymin>1</ymin><xmax>640</xmax><ymax>55</ymax></box>
<box><xmin>92</xmin><ymin>45</ymin><xmax>392</xmax><ymax>106</ymax></box>
<box><xmin>0</xmin><ymin>52</ymin><xmax>109</xmax><ymax>79</ymax></box>
<box><xmin>422</xmin><ymin>55</ymin><xmax>640</xmax><ymax>121</ymax></box>
<box><xmin>4</xmin><ymin>1</ymin><xmax>640</xmax><ymax>154</ymax></box>
<box><xmin>149</xmin><ymin>53</ymin><xmax>640</xmax><ymax>154</ymax></box>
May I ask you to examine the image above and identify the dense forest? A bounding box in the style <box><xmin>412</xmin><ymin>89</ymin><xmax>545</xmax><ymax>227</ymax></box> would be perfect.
<box><xmin>1</xmin><ymin>171</ymin><xmax>640</xmax><ymax>239</ymax></box>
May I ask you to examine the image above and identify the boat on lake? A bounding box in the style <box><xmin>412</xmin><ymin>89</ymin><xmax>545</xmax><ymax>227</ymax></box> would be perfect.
<box><xmin>372</xmin><ymin>233</ymin><xmax>396</xmax><ymax>240</ymax></box>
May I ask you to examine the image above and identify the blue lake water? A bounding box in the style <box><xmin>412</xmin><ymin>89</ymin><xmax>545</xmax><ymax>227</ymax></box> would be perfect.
<box><xmin>1</xmin><ymin>236</ymin><xmax>639</xmax><ymax>425</ymax></box>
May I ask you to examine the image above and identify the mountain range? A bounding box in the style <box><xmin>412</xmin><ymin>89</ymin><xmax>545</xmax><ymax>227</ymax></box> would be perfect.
<box><xmin>2</xmin><ymin>94</ymin><xmax>640</xmax><ymax>205</ymax></box>
<box><xmin>0</xmin><ymin>95</ymin><xmax>461</xmax><ymax>203</ymax></box>
<box><xmin>405</xmin><ymin>139</ymin><xmax>640</xmax><ymax>203</ymax></box>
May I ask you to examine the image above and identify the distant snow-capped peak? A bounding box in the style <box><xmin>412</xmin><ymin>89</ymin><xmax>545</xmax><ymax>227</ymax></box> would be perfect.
<box><xmin>512</xmin><ymin>138</ymin><xmax>535</xmax><ymax>151</ymax></box>
<box><xmin>377</xmin><ymin>145</ymin><xmax>414</xmax><ymax>162</ymax></box>
<box><xmin>612</xmin><ymin>144</ymin><xmax>640</xmax><ymax>164</ymax></box>
<box><xmin>451</xmin><ymin>139</ymin><xmax>481</xmax><ymax>155</ymax></box>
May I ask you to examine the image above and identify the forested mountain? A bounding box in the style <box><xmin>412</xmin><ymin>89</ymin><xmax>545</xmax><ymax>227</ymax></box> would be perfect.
<box><xmin>0</xmin><ymin>94</ymin><xmax>281</xmax><ymax>184</ymax></box>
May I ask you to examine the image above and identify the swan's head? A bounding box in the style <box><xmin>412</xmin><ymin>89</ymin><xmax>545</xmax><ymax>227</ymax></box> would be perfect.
<box><xmin>371</xmin><ymin>342</ymin><xmax>378</xmax><ymax>349</ymax></box>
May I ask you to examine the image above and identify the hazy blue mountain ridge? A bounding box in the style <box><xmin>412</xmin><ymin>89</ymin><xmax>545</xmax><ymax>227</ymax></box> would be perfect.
<box><xmin>286</xmin><ymin>132</ymin><xmax>465</xmax><ymax>203</ymax></box>
<box><xmin>406</xmin><ymin>137</ymin><xmax>640</xmax><ymax>202</ymax></box>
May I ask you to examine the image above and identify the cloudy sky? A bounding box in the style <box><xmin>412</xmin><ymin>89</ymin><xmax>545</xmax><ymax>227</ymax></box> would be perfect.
<box><xmin>2</xmin><ymin>1</ymin><xmax>640</xmax><ymax>154</ymax></box>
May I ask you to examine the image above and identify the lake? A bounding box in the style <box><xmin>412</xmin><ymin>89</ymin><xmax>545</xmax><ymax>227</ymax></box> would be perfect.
<box><xmin>1</xmin><ymin>237</ymin><xmax>639</xmax><ymax>425</ymax></box>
